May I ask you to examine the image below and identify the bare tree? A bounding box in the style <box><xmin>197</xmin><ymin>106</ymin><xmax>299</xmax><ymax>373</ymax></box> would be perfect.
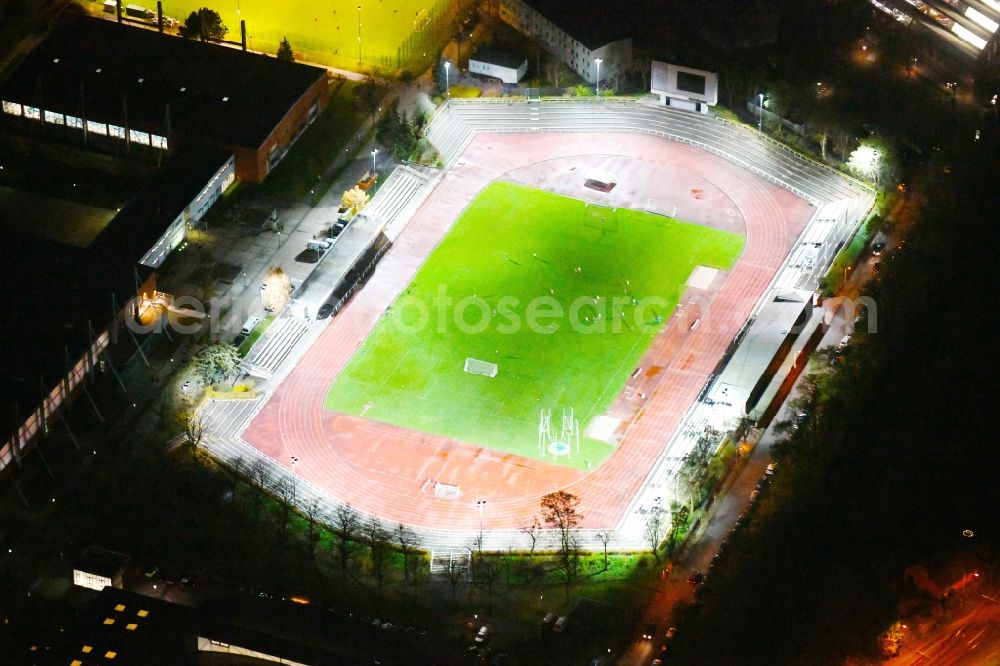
<box><xmin>519</xmin><ymin>517</ymin><xmax>541</xmax><ymax>556</ymax></box>
<box><xmin>222</xmin><ymin>455</ymin><xmax>245</xmax><ymax>505</ymax></box>
<box><xmin>365</xmin><ymin>517</ymin><xmax>391</xmax><ymax>596</ymax></box>
<box><xmin>596</xmin><ymin>530</ymin><xmax>614</xmax><ymax>571</ymax></box>
<box><xmin>444</xmin><ymin>553</ymin><xmax>466</xmax><ymax>601</ymax></box>
<box><xmin>304</xmin><ymin>497</ymin><xmax>322</xmax><ymax>558</ymax></box>
<box><xmin>247</xmin><ymin>459</ymin><xmax>272</xmax><ymax>530</ymax></box>
<box><xmin>409</xmin><ymin>555</ymin><xmax>428</xmax><ymax>605</ymax></box>
<box><xmin>181</xmin><ymin>407</ymin><xmax>204</xmax><ymax>460</ymax></box>
<box><xmin>479</xmin><ymin>555</ymin><xmax>502</xmax><ymax>612</ymax></box>
<box><xmin>644</xmin><ymin>503</ymin><xmax>666</xmax><ymax>562</ymax></box>
<box><xmin>331</xmin><ymin>504</ymin><xmax>360</xmax><ymax>580</ymax></box>
<box><xmin>396</xmin><ymin>523</ymin><xmax>420</xmax><ymax>581</ymax></box>
<box><xmin>274</xmin><ymin>477</ymin><xmax>297</xmax><ymax>547</ymax></box>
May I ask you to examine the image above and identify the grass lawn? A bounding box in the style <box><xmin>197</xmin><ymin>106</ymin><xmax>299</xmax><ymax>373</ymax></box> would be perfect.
<box><xmin>156</xmin><ymin>0</ymin><xmax>438</xmax><ymax>68</ymax></box>
<box><xmin>238</xmin><ymin>315</ymin><xmax>275</xmax><ymax>357</ymax></box>
<box><xmin>325</xmin><ymin>182</ymin><xmax>744</xmax><ymax>469</ymax></box>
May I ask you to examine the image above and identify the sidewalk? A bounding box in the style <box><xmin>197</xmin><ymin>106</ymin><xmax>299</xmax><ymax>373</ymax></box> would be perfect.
<box><xmin>617</xmin><ymin>307</ymin><xmax>852</xmax><ymax>665</ymax></box>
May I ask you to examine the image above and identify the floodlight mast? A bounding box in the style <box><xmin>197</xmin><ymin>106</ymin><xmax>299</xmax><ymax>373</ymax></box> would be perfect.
<box><xmin>595</xmin><ymin>58</ymin><xmax>603</xmax><ymax>95</ymax></box>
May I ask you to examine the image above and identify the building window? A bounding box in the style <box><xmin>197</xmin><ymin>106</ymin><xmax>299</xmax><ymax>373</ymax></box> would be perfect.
<box><xmin>2</xmin><ymin>100</ymin><xmax>22</xmax><ymax>116</ymax></box>
<box><xmin>44</xmin><ymin>110</ymin><xmax>65</xmax><ymax>125</ymax></box>
<box><xmin>108</xmin><ymin>124</ymin><xmax>126</xmax><ymax>139</ymax></box>
<box><xmin>23</xmin><ymin>105</ymin><xmax>40</xmax><ymax>120</ymax></box>
<box><xmin>87</xmin><ymin>120</ymin><xmax>107</xmax><ymax>135</ymax></box>
<box><xmin>66</xmin><ymin>115</ymin><xmax>83</xmax><ymax>129</ymax></box>
<box><xmin>150</xmin><ymin>134</ymin><xmax>168</xmax><ymax>149</ymax></box>
<box><xmin>129</xmin><ymin>129</ymin><xmax>150</xmax><ymax>145</ymax></box>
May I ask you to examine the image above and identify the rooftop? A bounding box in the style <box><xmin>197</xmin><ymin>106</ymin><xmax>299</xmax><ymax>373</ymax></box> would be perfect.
<box><xmin>469</xmin><ymin>46</ymin><xmax>527</xmax><ymax>70</ymax></box>
<box><xmin>0</xmin><ymin>149</ymin><xmax>229</xmax><ymax>441</ymax></box>
<box><xmin>523</xmin><ymin>0</ymin><xmax>632</xmax><ymax>50</ymax></box>
<box><xmin>0</xmin><ymin>13</ymin><xmax>327</xmax><ymax>150</ymax></box>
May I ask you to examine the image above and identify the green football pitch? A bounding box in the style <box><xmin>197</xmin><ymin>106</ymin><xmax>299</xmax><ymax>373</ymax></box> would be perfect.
<box><xmin>157</xmin><ymin>0</ymin><xmax>438</xmax><ymax>68</ymax></box>
<box><xmin>325</xmin><ymin>182</ymin><xmax>745</xmax><ymax>470</ymax></box>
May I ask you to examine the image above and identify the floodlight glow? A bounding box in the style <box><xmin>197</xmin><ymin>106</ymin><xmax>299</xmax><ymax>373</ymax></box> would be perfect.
<box><xmin>965</xmin><ymin>7</ymin><xmax>999</xmax><ymax>33</ymax></box>
<box><xmin>952</xmin><ymin>23</ymin><xmax>987</xmax><ymax>49</ymax></box>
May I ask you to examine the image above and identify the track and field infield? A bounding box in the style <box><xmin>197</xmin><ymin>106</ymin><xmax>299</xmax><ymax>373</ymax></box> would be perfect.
<box><xmin>324</xmin><ymin>182</ymin><xmax>745</xmax><ymax>469</ymax></box>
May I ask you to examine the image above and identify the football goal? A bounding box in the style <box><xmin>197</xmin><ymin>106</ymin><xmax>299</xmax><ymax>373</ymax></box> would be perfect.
<box><xmin>464</xmin><ymin>357</ymin><xmax>498</xmax><ymax>377</ymax></box>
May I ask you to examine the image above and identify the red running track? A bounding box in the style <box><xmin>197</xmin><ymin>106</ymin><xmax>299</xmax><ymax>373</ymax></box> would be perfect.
<box><xmin>243</xmin><ymin>132</ymin><xmax>814</xmax><ymax>532</ymax></box>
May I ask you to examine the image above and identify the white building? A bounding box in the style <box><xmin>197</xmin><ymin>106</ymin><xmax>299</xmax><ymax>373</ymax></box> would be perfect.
<box><xmin>498</xmin><ymin>0</ymin><xmax>632</xmax><ymax>85</ymax></box>
<box><xmin>650</xmin><ymin>61</ymin><xmax>719</xmax><ymax>114</ymax></box>
<box><xmin>469</xmin><ymin>47</ymin><xmax>528</xmax><ymax>84</ymax></box>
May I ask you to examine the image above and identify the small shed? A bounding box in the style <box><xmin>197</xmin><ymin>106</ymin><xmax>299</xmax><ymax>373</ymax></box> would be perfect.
<box><xmin>469</xmin><ymin>47</ymin><xmax>528</xmax><ymax>84</ymax></box>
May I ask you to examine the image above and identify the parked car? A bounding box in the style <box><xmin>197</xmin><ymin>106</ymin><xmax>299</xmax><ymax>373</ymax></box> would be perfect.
<box><xmin>553</xmin><ymin>616</ymin><xmax>569</xmax><ymax>633</ymax></box>
<box><xmin>474</xmin><ymin>625</ymin><xmax>490</xmax><ymax>644</ymax></box>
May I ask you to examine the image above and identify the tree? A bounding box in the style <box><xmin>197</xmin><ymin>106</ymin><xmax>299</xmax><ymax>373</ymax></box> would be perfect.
<box><xmin>540</xmin><ymin>490</ymin><xmax>583</xmax><ymax>599</ymax></box>
<box><xmin>644</xmin><ymin>503</ymin><xmax>666</xmax><ymax>561</ymax></box>
<box><xmin>341</xmin><ymin>186</ymin><xmax>370</xmax><ymax>214</ymax></box>
<box><xmin>180</xmin><ymin>8</ymin><xmax>227</xmax><ymax>42</ymax></box>
<box><xmin>365</xmin><ymin>517</ymin><xmax>391</xmax><ymax>596</ymax></box>
<box><xmin>190</xmin><ymin>342</ymin><xmax>241</xmax><ymax>386</ymax></box>
<box><xmin>276</xmin><ymin>37</ymin><xmax>294</xmax><ymax>61</ymax></box>
<box><xmin>596</xmin><ymin>530</ymin><xmax>613</xmax><ymax>571</ymax></box>
<box><xmin>261</xmin><ymin>266</ymin><xmax>292</xmax><ymax>314</ymax></box>
<box><xmin>432</xmin><ymin>59</ymin><xmax>449</xmax><ymax>94</ymax></box>
<box><xmin>304</xmin><ymin>497</ymin><xmax>322</xmax><ymax>558</ymax></box>
<box><xmin>179</xmin><ymin>403</ymin><xmax>203</xmax><ymax>460</ymax></box>
<box><xmin>519</xmin><ymin>517</ymin><xmax>541</xmax><ymax>556</ymax></box>
<box><xmin>444</xmin><ymin>553</ymin><xmax>466</xmax><ymax>601</ymax></box>
<box><xmin>331</xmin><ymin>504</ymin><xmax>360</xmax><ymax>580</ymax></box>
<box><xmin>395</xmin><ymin>523</ymin><xmax>420</xmax><ymax>581</ymax></box>
<box><xmin>247</xmin><ymin>459</ymin><xmax>272</xmax><ymax>530</ymax></box>
<box><xmin>540</xmin><ymin>490</ymin><xmax>582</xmax><ymax>554</ymax></box>
<box><xmin>353</xmin><ymin>75</ymin><xmax>383</xmax><ymax>122</ymax></box>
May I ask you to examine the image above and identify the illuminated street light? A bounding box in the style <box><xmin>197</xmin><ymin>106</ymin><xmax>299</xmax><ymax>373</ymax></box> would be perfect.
<box><xmin>444</xmin><ymin>60</ymin><xmax>450</xmax><ymax>98</ymax></box>
<box><xmin>357</xmin><ymin>5</ymin><xmax>362</xmax><ymax>63</ymax></box>
<box><xmin>758</xmin><ymin>93</ymin><xmax>764</xmax><ymax>133</ymax></box>
<box><xmin>594</xmin><ymin>58</ymin><xmax>603</xmax><ymax>95</ymax></box>
<box><xmin>371</xmin><ymin>148</ymin><xmax>378</xmax><ymax>174</ymax></box>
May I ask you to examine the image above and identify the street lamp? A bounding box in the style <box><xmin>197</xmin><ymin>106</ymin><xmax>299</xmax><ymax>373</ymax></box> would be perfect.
<box><xmin>371</xmin><ymin>148</ymin><xmax>378</xmax><ymax>175</ymax></box>
<box><xmin>476</xmin><ymin>499</ymin><xmax>486</xmax><ymax>534</ymax></box>
<box><xmin>758</xmin><ymin>93</ymin><xmax>764</xmax><ymax>133</ymax></box>
<box><xmin>594</xmin><ymin>58</ymin><xmax>602</xmax><ymax>95</ymax></box>
<box><xmin>290</xmin><ymin>455</ymin><xmax>299</xmax><ymax>475</ymax></box>
<box><xmin>444</xmin><ymin>61</ymin><xmax>450</xmax><ymax>98</ymax></box>
<box><xmin>357</xmin><ymin>5</ymin><xmax>362</xmax><ymax>63</ymax></box>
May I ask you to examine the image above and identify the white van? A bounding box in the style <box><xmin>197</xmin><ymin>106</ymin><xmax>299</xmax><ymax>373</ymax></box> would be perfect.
<box><xmin>241</xmin><ymin>316</ymin><xmax>260</xmax><ymax>335</ymax></box>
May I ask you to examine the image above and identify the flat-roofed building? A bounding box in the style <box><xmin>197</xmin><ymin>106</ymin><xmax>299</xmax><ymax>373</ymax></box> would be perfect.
<box><xmin>469</xmin><ymin>47</ymin><xmax>529</xmax><ymax>84</ymax></box>
<box><xmin>0</xmin><ymin>14</ymin><xmax>330</xmax><ymax>182</ymax></box>
<box><xmin>497</xmin><ymin>0</ymin><xmax>632</xmax><ymax>86</ymax></box>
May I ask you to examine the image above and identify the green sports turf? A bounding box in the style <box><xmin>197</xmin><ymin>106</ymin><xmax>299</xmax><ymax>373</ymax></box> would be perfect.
<box><xmin>325</xmin><ymin>182</ymin><xmax>745</xmax><ymax>470</ymax></box>
<box><xmin>157</xmin><ymin>0</ymin><xmax>431</xmax><ymax>66</ymax></box>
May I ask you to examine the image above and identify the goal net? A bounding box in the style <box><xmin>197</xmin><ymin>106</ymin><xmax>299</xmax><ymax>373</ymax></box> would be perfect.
<box><xmin>464</xmin><ymin>357</ymin><xmax>498</xmax><ymax>378</ymax></box>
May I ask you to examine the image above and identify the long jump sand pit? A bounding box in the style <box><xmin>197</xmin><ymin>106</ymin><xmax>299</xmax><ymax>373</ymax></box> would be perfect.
<box><xmin>241</xmin><ymin>132</ymin><xmax>814</xmax><ymax>532</ymax></box>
